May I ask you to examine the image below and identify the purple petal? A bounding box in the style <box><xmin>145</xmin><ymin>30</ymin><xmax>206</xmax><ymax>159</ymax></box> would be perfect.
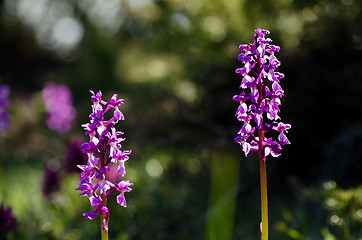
<box><xmin>269</xmin><ymin>54</ymin><xmax>280</xmax><ymax>68</ymax></box>
<box><xmin>250</xmin><ymin>87</ymin><xmax>259</xmax><ymax>103</ymax></box>
<box><xmin>236</xmin><ymin>103</ymin><xmax>248</xmax><ymax>118</ymax></box>
<box><xmin>278</xmin><ymin>133</ymin><xmax>290</xmax><ymax>145</ymax></box>
<box><xmin>114</xmin><ymin>109</ymin><xmax>124</xmax><ymax>121</ymax></box>
<box><xmin>89</xmin><ymin>196</ymin><xmax>98</xmax><ymax>208</ymax></box>
<box><xmin>273</xmin><ymin>122</ymin><xmax>291</xmax><ymax>133</ymax></box>
<box><xmin>116</xmin><ymin>193</ymin><xmax>127</xmax><ymax>207</ymax></box>
<box><xmin>255</xmin><ymin>29</ymin><xmax>270</xmax><ymax>37</ymax></box>
<box><xmin>117</xmin><ymin>162</ymin><xmax>126</xmax><ymax>177</ymax></box>
<box><xmin>242</xmin><ymin>142</ymin><xmax>251</xmax><ymax>156</ymax></box>
<box><xmin>97</xmin><ymin>180</ymin><xmax>111</xmax><ymax>195</ymax></box>
<box><xmin>88</xmin><ymin>154</ymin><xmax>99</xmax><ymax>168</ymax></box>
<box><xmin>239</xmin><ymin>44</ymin><xmax>251</xmax><ymax>52</ymax></box>
<box><xmin>272</xmin><ymin>82</ymin><xmax>284</xmax><ymax>97</ymax></box>
<box><xmin>234</xmin><ymin>135</ymin><xmax>243</xmax><ymax>144</ymax></box>
<box><xmin>83</xmin><ymin>210</ymin><xmax>98</xmax><ymax>220</ymax></box>
<box><xmin>268</xmin><ymin>45</ymin><xmax>280</xmax><ymax>53</ymax></box>
<box><xmin>118</xmin><ymin>180</ymin><xmax>133</xmax><ymax>191</ymax></box>
<box><xmin>254</xmin><ymin>109</ymin><xmax>263</xmax><ymax>129</ymax></box>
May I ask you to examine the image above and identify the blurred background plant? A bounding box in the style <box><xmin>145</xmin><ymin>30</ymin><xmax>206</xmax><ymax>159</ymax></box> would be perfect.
<box><xmin>274</xmin><ymin>181</ymin><xmax>362</xmax><ymax>240</ymax></box>
<box><xmin>0</xmin><ymin>0</ymin><xmax>361</xmax><ymax>239</ymax></box>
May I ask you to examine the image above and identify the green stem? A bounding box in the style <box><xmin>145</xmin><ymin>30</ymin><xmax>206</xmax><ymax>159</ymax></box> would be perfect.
<box><xmin>256</xmin><ymin>47</ymin><xmax>268</xmax><ymax>240</ymax></box>
<box><xmin>259</xmin><ymin>156</ymin><xmax>268</xmax><ymax>240</ymax></box>
<box><xmin>101</xmin><ymin>227</ymin><xmax>108</xmax><ymax>240</ymax></box>
<box><xmin>100</xmin><ymin>193</ymin><xmax>109</xmax><ymax>240</ymax></box>
<box><xmin>102</xmin><ymin>229</ymin><xmax>108</xmax><ymax>240</ymax></box>
<box><xmin>258</xmin><ymin>129</ymin><xmax>268</xmax><ymax>240</ymax></box>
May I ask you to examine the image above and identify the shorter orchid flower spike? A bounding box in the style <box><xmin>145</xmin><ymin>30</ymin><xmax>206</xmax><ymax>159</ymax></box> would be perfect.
<box><xmin>77</xmin><ymin>90</ymin><xmax>133</xmax><ymax>231</ymax></box>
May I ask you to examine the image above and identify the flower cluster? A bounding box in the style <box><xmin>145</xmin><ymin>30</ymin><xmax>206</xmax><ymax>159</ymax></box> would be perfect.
<box><xmin>77</xmin><ymin>90</ymin><xmax>133</xmax><ymax>230</ymax></box>
<box><xmin>0</xmin><ymin>84</ymin><xmax>10</xmax><ymax>137</ymax></box>
<box><xmin>42</xmin><ymin>82</ymin><xmax>76</xmax><ymax>133</ymax></box>
<box><xmin>233</xmin><ymin>29</ymin><xmax>291</xmax><ymax>157</ymax></box>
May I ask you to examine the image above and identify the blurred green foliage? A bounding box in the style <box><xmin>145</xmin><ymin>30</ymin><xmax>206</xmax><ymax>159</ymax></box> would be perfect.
<box><xmin>0</xmin><ymin>0</ymin><xmax>361</xmax><ymax>239</ymax></box>
<box><xmin>307</xmin><ymin>182</ymin><xmax>362</xmax><ymax>239</ymax></box>
<box><xmin>274</xmin><ymin>182</ymin><xmax>362</xmax><ymax>240</ymax></box>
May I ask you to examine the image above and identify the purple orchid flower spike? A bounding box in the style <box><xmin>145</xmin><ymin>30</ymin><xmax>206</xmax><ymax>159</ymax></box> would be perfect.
<box><xmin>77</xmin><ymin>90</ymin><xmax>133</xmax><ymax>239</ymax></box>
<box><xmin>233</xmin><ymin>29</ymin><xmax>291</xmax><ymax>240</ymax></box>
<box><xmin>234</xmin><ymin>29</ymin><xmax>291</xmax><ymax>157</ymax></box>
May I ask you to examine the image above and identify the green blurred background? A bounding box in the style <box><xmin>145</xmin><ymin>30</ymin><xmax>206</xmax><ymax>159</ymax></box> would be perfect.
<box><xmin>0</xmin><ymin>0</ymin><xmax>361</xmax><ymax>239</ymax></box>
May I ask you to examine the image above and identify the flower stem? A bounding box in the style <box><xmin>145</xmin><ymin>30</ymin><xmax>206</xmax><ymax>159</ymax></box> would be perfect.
<box><xmin>100</xmin><ymin>193</ymin><xmax>108</xmax><ymax>240</ymax></box>
<box><xmin>258</xmin><ymin>129</ymin><xmax>268</xmax><ymax>240</ymax></box>
<box><xmin>101</xmin><ymin>226</ymin><xmax>108</xmax><ymax>240</ymax></box>
<box><xmin>259</xmin><ymin>157</ymin><xmax>268</xmax><ymax>240</ymax></box>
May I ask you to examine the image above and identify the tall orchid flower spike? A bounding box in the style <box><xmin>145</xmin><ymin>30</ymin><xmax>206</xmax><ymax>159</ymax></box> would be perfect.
<box><xmin>233</xmin><ymin>29</ymin><xmax>291</xmax><ymax>240</ymax></box>
<box><xmin>77</xmin><ymin>90</ymin><xmax>133</xmax><ymax>240</ymax></box>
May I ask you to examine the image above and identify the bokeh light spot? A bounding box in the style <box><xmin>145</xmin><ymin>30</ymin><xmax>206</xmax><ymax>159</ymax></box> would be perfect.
<box><xmin>201</xmin><ymin>16</ymin><xmax>226</xmax><ymax>42</ymax></box>
<box><xmin>146</xmin><ymin>159</ymin><xmax>163</xmax><ymax>177</ymax></box>
<box><xmin>147</xmin><ymin>60</ymin><xmax>167</xmax><ymax>78</ymax></box>
<box><xmin>51</xmin><ymin>17</ymin><xmax>83</xmax><ymax>49</ymax></box>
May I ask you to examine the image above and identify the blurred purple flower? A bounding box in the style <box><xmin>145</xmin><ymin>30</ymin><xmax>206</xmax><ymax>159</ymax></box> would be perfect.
<box><xmin>234</xmin><ymin>29</ymin><xmax>291</xmax><ymax>157</ymax></box>
<box><xmin>64</xmin><ymin>137</ymin><xmax>88</xmax><ymax>173</ymax></box>
<box><xmin>42</xmin><ymin>82</ymin><xmax>76</xmax><ymax>133</ymax></box>
<box><xmin>42</xmin><ymin>162</ymin><xmax>61</xmax><ymax>197</ymax></box>
<box><xmin>0</xmin><ymin>204</ymin><xmax>17</xmax><ymax>239</ymax></box>
<box><xmin>77</xmin><ymin>90</ymin><xmax>133</xmax><ymax>231</ymax></box>
<box><xmin>0</xmin><ymin>84</ymin><xmax>10</xmax><ymax>137</ymax></box>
